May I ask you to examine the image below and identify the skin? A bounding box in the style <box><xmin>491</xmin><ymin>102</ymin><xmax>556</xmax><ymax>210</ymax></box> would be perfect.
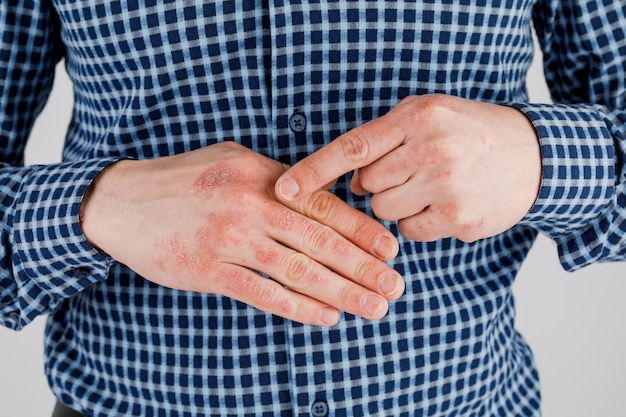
<box><xmin>276</xmin><ymin>94</ymin><xmax>542</xmax><ymax>243</ymax></box>
<box><xmin>80</xmin><ymin>142</ymin><xmax>405</xmax><ymax>327</ymax></box>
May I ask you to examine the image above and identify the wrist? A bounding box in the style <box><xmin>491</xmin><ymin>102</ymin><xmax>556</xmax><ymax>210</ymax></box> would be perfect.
<box><xmin>79</xmin><ymin>159</ymin><xmax>142</xmax><ymax>252</ymax></box>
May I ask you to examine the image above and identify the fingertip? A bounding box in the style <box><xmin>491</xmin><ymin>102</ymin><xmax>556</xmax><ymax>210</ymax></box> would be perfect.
<box><xmin>379</xmin><ymin>271</ymin><xmax>405</xmax><ymax>300</ymax></box>
<box><xmin>318</xmin><ymin>306</ymin><xmax>341</xmax><ymax>326</ymax></box>
<box><xmin>350</xmin><ymin>170</ymin><xmax>368</xmax><ymax>196</ymax></box>
<box><xmin>372</xmin><ymin>234</ymin><xmax>399</xmax><ymax>260</ymax></box>
<box><xmin>361</xmin><ymin>294</ymin><xmax>389</xmax><ymax>319</ymax></box>
<box><xmin>277</xmin><ymin>177</ymin><xmax>301</xmax><ymax>201</ymax></box>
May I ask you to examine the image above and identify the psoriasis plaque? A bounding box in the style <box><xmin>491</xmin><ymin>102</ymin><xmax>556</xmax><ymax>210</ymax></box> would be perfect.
<box><xmin>193</xmin><ymin>163</ymin><xmax>239</xmax><ymax>199</ymax></box>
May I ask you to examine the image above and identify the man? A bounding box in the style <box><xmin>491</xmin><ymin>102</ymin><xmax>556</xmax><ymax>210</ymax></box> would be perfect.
<box><xmin>2</xmin><ymin>1</ymin><xmax>625</xmax><ymax>416</ymax></box>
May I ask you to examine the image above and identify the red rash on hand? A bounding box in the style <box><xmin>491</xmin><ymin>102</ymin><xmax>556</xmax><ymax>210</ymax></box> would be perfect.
<box><xmin>254</xmin><ymin>245</ymin><xmax>280</xmax><ymax>266</ymax></box>
<box><xmin>193</xmin><ymin>163</ymin><xmax>239</xmax><ymax>199</ymax></box>
<box><xmin>222</xmin><ymin>270</ymin><xmax>259</xmax><ymax>297</ymax></box>
<box><xmin>152</xmin><ymin>234</ymin><xmax>219</xmax><ymax>281</ymax></box>
<box><xmin>151</xmin><ymin>234</ymin><xmax>190</xmax><ymax>271</ymax></box>
<box><xmin>195</xmin><ymin>212</ymin><xmax>246</xmax><ymax>248</ymax></box>
<box><xmin>168</xmin><ymin>237</ymin><xmax>190</xmax><ymax>266</ymax></box>
<box><xmin>263</xmin><ymin>206</ymin><xmax>300</xmax><ymax>230</ymax></box>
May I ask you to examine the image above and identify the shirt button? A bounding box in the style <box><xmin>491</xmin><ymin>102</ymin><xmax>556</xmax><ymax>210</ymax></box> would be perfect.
<box><xmin>310</xmin><ymin>400</ymin><xmax>329</xmax><ymax>417</ymax></box>
<box><xmin>289</xmin><ymin>112</ymin><xmax>307</xmax><ymax>133</ymax></box>
<box><xmin>73</xmin><ymin>268</ymin><xmax>91</xmax><ymax>279</ymax></box>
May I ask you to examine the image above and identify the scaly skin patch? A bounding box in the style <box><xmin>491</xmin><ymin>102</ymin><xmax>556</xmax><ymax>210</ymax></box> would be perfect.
<box><xmin>254</xmin><ymin>246</ymin><xmax>280</xmax><ymax>266</ymax></box>
<box><xmin>264</xmin><ymin>205</ymin><xmax>300</xmax><ymax>230</ymax></box>
<box><xmin>195</xmin><ymin>211</ymin><xmax>246</xmax><ymax>249</ymax></box>
<box><xmin>193</xmin><ymin>163</ymin><xmax>239</xmax><ymax>199</ymax></box>
<box><xmin>152</xmin><ymin>234</ymin><xmax>219</xmax><ymax>288</ymax></box>
<box><xmin>223</xmin><ymin>270</ymin><xmax>258</xmax><ymax>296</ymax></box>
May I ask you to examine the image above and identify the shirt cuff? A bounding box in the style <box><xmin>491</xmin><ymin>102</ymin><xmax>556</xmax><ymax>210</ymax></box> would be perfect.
<box><xmin>12</xmin><ymin>158</ymin><xmax>120</xmax><ymax>301</ymax></box>
<box><xmin>508</xmin><ymin>103</ymin><xmax>616</xmax><ymax>233</ymax></box>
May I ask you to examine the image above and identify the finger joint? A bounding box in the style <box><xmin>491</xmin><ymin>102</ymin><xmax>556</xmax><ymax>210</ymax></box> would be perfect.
<box><xmin>340</xmin><ymin>130</ymin><xmax>371</xmax><ymax>163</ymax></box>
<box><xmin>285</xmin><ymin>253</ymin><xmax>314</xmax><ymax>285</ymax></box>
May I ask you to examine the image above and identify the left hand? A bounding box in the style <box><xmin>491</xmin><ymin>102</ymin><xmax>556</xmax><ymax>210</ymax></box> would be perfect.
<box><xmin>275</xmin><ymin>94</ymin><xmax>541</xmax><ymax>242</ymax></box>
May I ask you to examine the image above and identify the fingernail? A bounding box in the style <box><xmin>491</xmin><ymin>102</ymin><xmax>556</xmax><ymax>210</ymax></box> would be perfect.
<box><xmin>379</xmin><ymin>272</ymin><xmax>401</xmax><ymax>297</ymax></box>
<box><xmin>318</xmin><ymin>307</ymin><xmax>340</xmax><ymax>326</ymax></box>
<box><xmin>279</xmin><ymin>178</ymin><xmax>300</xmax><ymax>200</ymax></box>
<box><xmin>361</xmin><ymin>294</ymin><xmax>385</xmax><ymax>317</ymax></box>
<box><xmin>373</xmin><ymin>235</ymin><xmax>396</xmax><ymax>259</ymax></box>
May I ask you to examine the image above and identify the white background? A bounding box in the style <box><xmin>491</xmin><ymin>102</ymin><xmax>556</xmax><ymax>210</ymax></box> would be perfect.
<box><xmin>1</xmin><ymin>36</ymin><xmax>625</xmax><ymax>416</ymax></box>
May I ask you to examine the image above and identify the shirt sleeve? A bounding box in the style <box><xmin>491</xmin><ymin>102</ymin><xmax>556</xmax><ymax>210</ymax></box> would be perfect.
<box><xmin>511</xmin><ymin>0</ymin><xmax>626</xmax><ymax>271</ymax></box>
<box><xmin>0</xmin><ymin>1</ymin><xmax>116</xmax><ymax>330</ymax></box>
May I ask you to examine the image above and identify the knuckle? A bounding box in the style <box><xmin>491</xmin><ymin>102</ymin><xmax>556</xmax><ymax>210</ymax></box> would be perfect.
<box><xmin>352</xmin><ymin>255</ymin><xmax>378</xmax><ymax>284</ymax></box>
<box><xmin>439</xmin><ymin>201</ymin><xmax>467</xmax><ymax>226</ymax></box>
<box><xmin>336</xmin><ymin>284</ymin><xmax>360</xmax><ymax>307</ymax></box>
<box><xmin>306</xmin><ymin>192</ymin><xmax>337</xmax><ymax>221</ymax></box>
<box><xmin>425</xmin><ymin>141</ymin><xmax>455</xmax><ymax>164</ymax></box>
<box><xmin>304</xmin><ymin>223</ymin><xmax>334</xmax><ymax>255</ymax></box>
<box><xmin>398</xmin><ymin>95</ymin><xmax>417</xmax><ymax>106</ymax></box>
<box><xmin>351</xmin><ymin>215</ymin><xmax>374</xmax><ymax>241</ymax></box>
<box><xmin>221</xmin><ymin>142</ymin><xmax>251</xmax><ymax>161</ymax></box>
<box><xmin>398</xmin><ymin>218</ymin><xmax>438</xmax><ymax>242</ymax></box>
<box><xmin>285</xmin><ymin>253</ymin><xmax>314</xmax><ymax>284</ymax></box>
<box><xmin>222</xmin><ymin>270</ymin><xmax>278</xmax><ymax>311</ymax></box>
<box><xmin>299</xmin><ymin>157</ymin><xmax>326</xmax><ymax>185</ymax></box>
<box><xmin>220</xmin><ymin>141</ymin><xmax>244</xmax><ymax>149</ymax></box>
<box><xmin>370</xmin><ymin>194</ymin><xmax>393</xmax><ymax>220</ymax></box>
<box><xmin>340</xmin><ymin>129</ymin><xmax>370</xmax><ymax>163</ymax></box>
<box><xmin>434</xmin><ymin>168</ymin><xmax>463</xmax><ymax>197</ymax></box>
<box><xmin>419</xmin><ymin>94</ymin><xmax>453</xmax><ymax>119</ymax></box>
<box><xmin>214</xmin><ymin>141</ymin><xmax>245</xmax><ymax>153</ymax></box>
<box><xmin>253</xmin><ymin>281</ymin><xmax>279</xmax><ymax>311</ymax></box>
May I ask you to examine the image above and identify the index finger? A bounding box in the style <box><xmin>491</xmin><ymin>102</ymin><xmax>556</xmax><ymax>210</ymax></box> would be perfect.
<box><xmin>275</xmin><ymin>113</ymin><xmax>406</xmax><ymax>202</ymax></box>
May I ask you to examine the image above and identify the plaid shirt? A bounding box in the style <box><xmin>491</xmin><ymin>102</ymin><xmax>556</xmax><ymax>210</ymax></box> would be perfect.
<box><xmin>2</xmin><ymin>1</ymin><xmax>625</xmax><ymax>416</ymax></box>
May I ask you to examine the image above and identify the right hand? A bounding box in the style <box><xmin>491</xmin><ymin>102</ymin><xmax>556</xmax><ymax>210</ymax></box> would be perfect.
<box><xmin>80</xmin><ymin>142</ymin><xmax>404</xmax><ymax>326</ymax></box>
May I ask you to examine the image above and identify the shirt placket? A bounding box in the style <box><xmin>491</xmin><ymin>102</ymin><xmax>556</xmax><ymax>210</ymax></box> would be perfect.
<box><xmin>269</xmin><ymin>2</ymin><xmax>333</xmax><ymax>416</ymax></box>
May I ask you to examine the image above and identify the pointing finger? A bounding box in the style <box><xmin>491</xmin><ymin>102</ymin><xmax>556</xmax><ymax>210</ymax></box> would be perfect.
<box><xmin>275</xmin><ymin>113</ymin><xmax>406</xmax><ymax>202</ymax></box>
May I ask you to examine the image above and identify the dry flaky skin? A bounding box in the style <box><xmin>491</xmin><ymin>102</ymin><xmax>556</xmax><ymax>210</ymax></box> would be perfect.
<box><xmin>278</xmin><ymin>94</ymin><xmax>541</xmax><ymax>243</ymax></box>
<box><xmin>80</xmin><ymin>141</ymin><xmax>404</xmax><ymax>326</ymax></box>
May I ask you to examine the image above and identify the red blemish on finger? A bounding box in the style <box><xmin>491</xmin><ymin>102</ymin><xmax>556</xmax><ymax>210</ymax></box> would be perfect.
<box><xmin>194</xmin><ymin>163</ymin><xmax>240</xmax><ymax>199</ymax></box>
<box><xmin>255</xmin><ymin>247</ymin><xmax>279</xmax><ymax>266</ymax></box>
<box><xmin>278</xmin><ymin>298</ymin><xmax>292</xmax><ymax>313</ymax></box>
<box><xmin>264</xmin><ymin>206</ymin><xmax>300</xmax><ymax>230</ymax></box>
<box><xmin>332</xmin><ymin>240</ymin><xmax>349</xmax><ymax>256</ymax></box>
<box><xmin>308</xmin><ymin>273</ymin><xmax>322</xmax><ymax>284</ymax></box>
<box><xmin>223</xmin><ymin>271</ymin><xmax>258</xmax><ymax>296</ymax></box>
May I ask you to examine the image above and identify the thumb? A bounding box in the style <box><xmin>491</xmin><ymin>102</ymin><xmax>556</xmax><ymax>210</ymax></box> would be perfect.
<box><xmin>350</xmin><ymin>169</ymin><xmax>368</xmax><ymax>196</ymax></box>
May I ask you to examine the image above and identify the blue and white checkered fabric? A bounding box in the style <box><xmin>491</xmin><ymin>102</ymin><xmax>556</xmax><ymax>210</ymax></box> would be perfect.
<box><xmin>1</xmin><ymin>1</ymin><xmax>626</xmax><ymax>416</ymax></box>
